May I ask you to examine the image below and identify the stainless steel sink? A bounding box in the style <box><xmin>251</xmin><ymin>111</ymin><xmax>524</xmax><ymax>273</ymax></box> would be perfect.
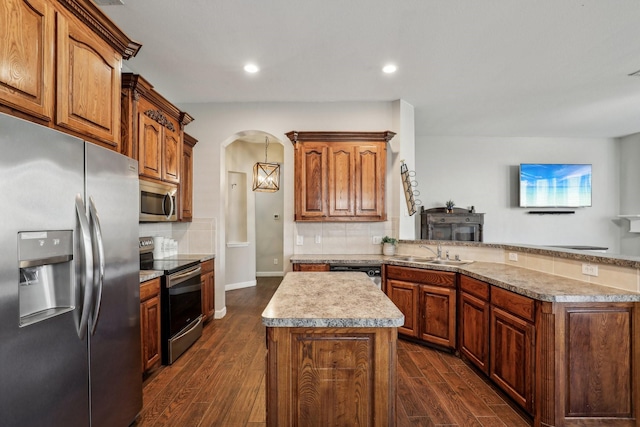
<box><xmin>389</xmin><ymin>256</ymin><xmax>473</xmax><ymax>266</ymax></box>
<box><xmin>389</xmin><ymin>255</ymin><xmax>436</xmax><ymax>263</ymax></box>
<box><xmin>422</xmin><ymin>259</ymin><xmax>473</xmax><ymax>266</ymax></box>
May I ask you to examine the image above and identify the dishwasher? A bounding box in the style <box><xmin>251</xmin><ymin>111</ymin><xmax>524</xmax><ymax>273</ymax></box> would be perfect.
<box><xmin>329</xmin><ymin>264</ymin><xmax>382</xmax><ymax>289</ymax></box>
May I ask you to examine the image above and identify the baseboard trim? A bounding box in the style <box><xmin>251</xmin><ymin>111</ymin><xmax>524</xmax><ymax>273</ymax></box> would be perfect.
<box><xmin>256</xmin><ymin>271</ymin><xmax>285</xmax><ymax>277</ymax></box>
<box><xmin>225</xmin><ymin>280</ymin><xmax>256</xmax><ymax>291</ymax></box>
<box><xmin>214</xmin><ymin>306</ymin><xmax>227</xmax><ymax>319</ymax></box>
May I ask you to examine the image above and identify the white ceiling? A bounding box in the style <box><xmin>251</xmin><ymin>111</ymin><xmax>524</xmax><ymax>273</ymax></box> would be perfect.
<box><xmin>100</xmin><ymin>0</ymin><xmax>640</xmax><ymax>138</ymax></box>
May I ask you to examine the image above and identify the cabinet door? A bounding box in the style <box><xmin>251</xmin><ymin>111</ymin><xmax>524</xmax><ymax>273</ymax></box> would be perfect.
<box><xmin>418</xmin><ymin>283</ymin><xmax>456</xmax><ymax>349</ymax></box>
<box><xmin>200</xmin><ymin>271</ymin><xmax>215</xmax><ymax>321</ymax></box>
<box><xmin>328</xmin><ymin>144</ymin><xmax>355</xmax><ymax>217</ymax></box>
<box><xmin>56</xmin><ymin>11</ymin><xmax>122</xmax><ymax>149</ymax></box>
<box><xmin>459</xmin><ymin>291</ymin><xmax>490</xmax><ymax>374</ymax></box>
<box><xmin>180</xmin><ymin>141</ymin><xmax>194</xmax><ymax>221</ymax></box>
<box><xmin>386</xmin><ymin>279</ymin><xmax>419</xmax><ymax>337</ymax></box>
<box><xmin>490</xmin><ymin>306</ymin><xmax>534</xmax><ymax>412</ymax></box>
<box><xmin>0</xmin><ymin>0</ymin><xmax>54</xmax><ymax>121</ymax></box>
<box><xmin>162</xmin><ymin>124</ymin><xmax>181</xmax><ymax>184</ymax></box>
<box><xmin>355</xmin><ymin>143</ymin><xmax>385</xmax><ymax>219</ymax></box>
<box><xmin>296</xmin><ymin>143</ymin><xmax>328</xmax><ymax>219</ymax></box>
<box><xmin>141</xmin><ymin>295</ymin><xmax>161</xmax><ymax>373</ymax></box>
<box><xmin>137</xmin><ymin>109</ymin><xmax>163</xmax><ymax>180</ymax></box>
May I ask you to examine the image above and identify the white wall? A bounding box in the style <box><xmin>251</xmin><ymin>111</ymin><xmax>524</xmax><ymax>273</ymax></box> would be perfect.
<box><xmin>415</xmin><ymin>136</ymin><xmax>621</xmax><ymax>252</ymax></box>
<box><xmin>251</xmin><ymin>142</ymin><xmax>284</xmax><ymax>276</ymax></box>
<box><xmin>180</xmin><ymin>101</ymin><xmax>399</xmax><ymax>315</ymax></box>
<box><xmin>620</xmin><ymin>132</ymin><xmax>640</xmax><ymax>255</ymax></box>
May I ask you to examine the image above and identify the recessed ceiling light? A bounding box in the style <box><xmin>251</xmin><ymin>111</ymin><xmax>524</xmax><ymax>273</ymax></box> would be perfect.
<box><xmin>382</xmin><ymin>64</ymin><xmax>397</xmax><ymax>74</ymax></box>
<box><xmin>244</xmin><ymin>64</ymin><xmax>260</xmax><ymax>73</ymax></box>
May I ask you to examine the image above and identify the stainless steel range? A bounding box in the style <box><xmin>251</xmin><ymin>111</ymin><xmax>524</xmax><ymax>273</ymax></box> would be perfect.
<box><xmin>139</xmin><ymin>237</ymin><xmax>203</xmax><ymax>364</ymax></box>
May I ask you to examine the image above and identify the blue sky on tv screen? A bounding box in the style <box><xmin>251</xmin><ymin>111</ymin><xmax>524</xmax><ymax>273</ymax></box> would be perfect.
<box><xmin>520</xmin><ymin>164</ymin><xmax>592</xmax><ymax>207</ymax></box>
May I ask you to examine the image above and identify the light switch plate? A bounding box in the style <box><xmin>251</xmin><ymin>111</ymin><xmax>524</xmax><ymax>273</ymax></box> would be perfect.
<box><xmin>296</xmin><ymin>235</ymin><xmax>303</xmax><ymax>246</ymax></box>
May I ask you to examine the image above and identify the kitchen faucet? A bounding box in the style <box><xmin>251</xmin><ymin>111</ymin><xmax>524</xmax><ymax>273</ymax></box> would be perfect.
<box><xmin>419</xmin><ymin>244</ymin><xmax>442</xmax><ymax>259</ymax></box>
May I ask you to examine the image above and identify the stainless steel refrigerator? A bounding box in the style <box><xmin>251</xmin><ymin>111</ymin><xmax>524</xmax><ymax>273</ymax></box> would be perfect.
<box><xmin>0</xmin><ymin>113</ymin><xmax>142</xmax><ymax>427</ymax></box>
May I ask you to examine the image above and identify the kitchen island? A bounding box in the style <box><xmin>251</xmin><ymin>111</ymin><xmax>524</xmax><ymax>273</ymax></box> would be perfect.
<box><xmin>262</xmin><ymin>272</ymin><xmax>404</xmax><ymax>427</ymax></box>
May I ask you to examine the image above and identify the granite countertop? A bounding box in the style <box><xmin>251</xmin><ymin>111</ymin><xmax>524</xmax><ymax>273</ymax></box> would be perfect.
<box><xmin>293</xmin><ymin>254</ymin><xmax>640</xmax><ymax>303</ymax></box>
<box><xmin>460</xmin><ymin>262</ymin><xmax>640</xmax><ymax>303</ymax></box>
<box><xmin>290</xmin><ymin>254</ymin><xmax>386</xmax><ymax>264</ymax></box>
<box><xmin>261</xmin><ymin>272</ymin><xmax>405</xmax><ymax>328</ymax></box>
<box><xmin>140</xmin><ymin>270</ymin><xmax>163</xmax><ymax>283</ymax></box>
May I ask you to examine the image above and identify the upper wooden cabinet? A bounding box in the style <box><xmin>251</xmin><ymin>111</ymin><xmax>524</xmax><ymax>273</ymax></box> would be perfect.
<box><xmin>0</xmin><ymin>0</ymin><xmax>55</xmax><ymax>122</ymax></box>
<box><xmin>121</xmin><ymin>73</ymin><xmax>194</xmax><ymax>184</ymax></box>
<box><xmin>180</xmin><ymin>132</ymin><xmax>197</xmax><ymax>221</ymax></box>
<box><xmin>0</xmin><ymin>0</ymin><xmax>141</xmax><ymax>150</ymax></box>
<box><xmin>286</xmin><ymin>131</ymin><xmax>394</xmax><ymax>222</ymax></box>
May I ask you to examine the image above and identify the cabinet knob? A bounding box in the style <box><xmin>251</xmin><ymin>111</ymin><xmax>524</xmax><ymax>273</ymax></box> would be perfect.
<box><xmin>465</xmin><ymin>218</ymin><xmax>470</xmax><ymax>222</ymax></box>
<box><xmin>440</xmin><ymin>218</ymin><xmax>445</xmax><ymax>222</ymax></box>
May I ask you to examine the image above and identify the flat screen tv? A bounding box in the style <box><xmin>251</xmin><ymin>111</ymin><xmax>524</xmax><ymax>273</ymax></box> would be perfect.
<box><xmin>519</xmin><ymin>163</ymin><xmax>592</xmax><ymax>208</ymax></box>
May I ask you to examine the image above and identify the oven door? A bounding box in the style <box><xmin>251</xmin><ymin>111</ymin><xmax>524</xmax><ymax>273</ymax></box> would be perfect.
<box><xmin>162</xmin><ymin>264</ymin><xmax>203</xmax><ymax>364</ymax></box>
<box><xmin>166</xmin><ymin>265</ymin><xmax>202</xmax><ymax>337</ymax></box>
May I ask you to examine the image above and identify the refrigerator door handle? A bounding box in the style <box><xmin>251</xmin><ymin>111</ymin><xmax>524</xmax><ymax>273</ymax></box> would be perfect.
<box><xmin>75</xmin><ymin>194</ymin><xmax>94</xmax><ymax>340</ymax></box>
<box><xmin>88</xmin><ymin>197</ymin><xmax>105</xmax><ymax>335</ymax></box>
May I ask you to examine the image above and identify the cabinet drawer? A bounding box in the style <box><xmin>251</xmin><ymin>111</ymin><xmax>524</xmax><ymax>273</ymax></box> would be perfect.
<box><xmin>201</xmin><ymin>259</ymin><xmax>214</xmax><ymax>274</ymax></box>
<box><xmin>460</xmin><ymin>275</ymin><xmax>490</xmax><ymax>301</ymax></box>
<box><xmin>491</xmin><ymin>287</ymin><xmax>535</xmax><ymax>322</ymax></box>
<box><xmin>386</xmin><ymin>265</ymin><xmax>456</xmax><ymax>287</ymax></box>
<box><xmin>294</xmin><ymin>263</ymin><xmax>330</xmax><ymax>272</ymax></box>
<box><xmin>140</xmin><ymin>277</ymin><xmax>160</xmax><ymax>302</ymax></box>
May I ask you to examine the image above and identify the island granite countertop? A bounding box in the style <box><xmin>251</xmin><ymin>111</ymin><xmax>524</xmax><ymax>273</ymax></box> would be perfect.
<box><xmin>261</xmin><ymin>272</ymin><xmax>405</xmax><ymax>328</ymax></box>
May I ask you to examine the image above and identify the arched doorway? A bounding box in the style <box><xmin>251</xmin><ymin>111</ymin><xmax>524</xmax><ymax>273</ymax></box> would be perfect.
<box><xmin>223</xmin><ymin>131</ymin><xmax>284</xmax><ymax>290</ymax></box>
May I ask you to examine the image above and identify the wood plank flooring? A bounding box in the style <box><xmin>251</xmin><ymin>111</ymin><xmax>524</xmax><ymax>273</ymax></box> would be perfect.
<box><xmin>133</xmin><ymin>277</ymin><xmax>531</xmax><ymax>427</ymax></box>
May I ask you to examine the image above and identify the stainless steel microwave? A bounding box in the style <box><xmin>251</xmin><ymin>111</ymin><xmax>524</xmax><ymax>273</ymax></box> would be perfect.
<box><xmin>139</xmin><ymin>179</ymin><xmax>177</xmax><ymax>222</ymax></box>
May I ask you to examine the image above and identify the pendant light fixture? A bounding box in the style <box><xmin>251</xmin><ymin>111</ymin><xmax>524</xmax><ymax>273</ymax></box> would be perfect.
<box><xmin>252</xmin><ymin>136</ymin><xmax>280</xmax><ymax>192</ymax></box>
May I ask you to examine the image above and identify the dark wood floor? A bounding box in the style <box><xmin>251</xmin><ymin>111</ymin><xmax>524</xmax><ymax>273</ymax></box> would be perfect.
<box><xmin>134</xmin><ymin>277</ymin><xmax>531</xmax><ymax>427</ymax></box>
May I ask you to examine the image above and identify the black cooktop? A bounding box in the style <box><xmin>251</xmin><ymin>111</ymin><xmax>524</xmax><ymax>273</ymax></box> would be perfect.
<box><xmin>140</xmin><ymin>258</ymin><xmax>200</xmax><ymax>275</ymax></box>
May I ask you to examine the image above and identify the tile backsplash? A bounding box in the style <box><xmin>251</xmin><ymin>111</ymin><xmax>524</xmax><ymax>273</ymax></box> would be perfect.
<box><xmin>294</xmin><ymin>220</ymin><xmax>396</xmax><ymax>255</ymax></box>
<box><xmin>139</xmin><ymin>217</ymin><xmax>217</xmax><ymax>255</ymax></box>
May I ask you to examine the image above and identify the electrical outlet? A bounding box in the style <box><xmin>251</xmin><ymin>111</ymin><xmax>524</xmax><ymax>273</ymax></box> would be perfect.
<box><xmin>582</xmin><ymin>263</ymin><xmax>599</xmax><ymax>277</ymax></box>
<box><xmin>296</xmin><ymin>235</ymin><xmax>304</xmax><ymax>245</ymax></box>
<box><xmin>315</xmin><ymin>235</ymin><xmax>321</xmax><ymax>244</ymax></box>
<box><xmin>508</xmin><ymin>252</ymin><xmax>518</xmax><ymax>261</ymax></box>
<box><xmin>372</xmin><ymin>236</ymin><xmax>382</xmax><ymax>244</ymax></box>
<box><xmin>273</xmin><ymin>258</ymin><xmax>278</xmax><ymax>265</ymax></box>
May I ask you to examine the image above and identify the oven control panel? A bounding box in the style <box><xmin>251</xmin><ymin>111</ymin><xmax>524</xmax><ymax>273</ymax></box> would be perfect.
<box><xmin>139</xmin><ymin>236</ymin><xmax>154</xmax><ymax>253</ymax></box>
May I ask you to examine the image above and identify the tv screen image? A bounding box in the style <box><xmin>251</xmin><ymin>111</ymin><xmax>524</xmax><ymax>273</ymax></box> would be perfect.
<box><xmin>519</xmin><ymin>164</ymin><xmax>592</xmax><ymax>208</ymax></box>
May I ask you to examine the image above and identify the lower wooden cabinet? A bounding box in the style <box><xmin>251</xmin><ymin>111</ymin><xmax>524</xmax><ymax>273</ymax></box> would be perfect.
<box><xmin>201</xmin><ymin>259</ymin><xmax>215</xmax><ymax>322</ymax></box>
<box><xmin>418</xmin><ymin>284</ymin><xmax>456</xmax><ymax>348</ymax></box>
<box><xmin>537</xmin><ymin>301</ymin><xmax>640</xmax><ymax>427</ymax></box>
<box><xmin>266</xmin><ymin>326</ymin><xmax>397</xmax><ymax>427</ymax></box>
<box><xmin>387</xmin><ymin>279</ymin><xmax>419</xmax><ymax>337</ymax></box>
<box><xmin>292</xmin><ymin>263</ymin><xmax>330</xmax><ymax>272</ymax></box>
<box><xmin>458</xmin><ymin>281</ymin><xmax>490</xmax><ymax>375</ymax></box>
<box><xmin>385</xmin><ymin>266</ymin><xmax>456</xmax><ymax>349</ymax></box>
<box><xmin>490</xmin><ymin>306</ymin><xmax>534</xmax><ymax>413</ymax></box>
<box><xmin>140</xmin><ymin>277</ymin><xmax>161</xmax><ymax>374</ymax></box>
